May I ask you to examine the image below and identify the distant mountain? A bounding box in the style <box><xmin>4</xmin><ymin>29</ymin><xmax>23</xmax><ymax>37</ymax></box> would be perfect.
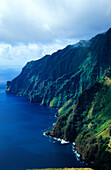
<box><xmin>6</xmin><ymin>28</ymin><xmax>111</xmax><ymax>169</ymax></box>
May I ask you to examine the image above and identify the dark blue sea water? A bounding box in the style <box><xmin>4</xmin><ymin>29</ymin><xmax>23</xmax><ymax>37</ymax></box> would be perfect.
<box><xmin>0</xmin><ymin>82</ymin><xmax>86</xmax><ymax>170</ymax></box>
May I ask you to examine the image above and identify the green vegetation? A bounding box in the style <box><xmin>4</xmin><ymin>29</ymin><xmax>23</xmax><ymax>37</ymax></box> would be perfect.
<box><xmin>57</xmin><ymin>98</ymin><xmax>73</xmax><ymax>116</ymax></box>
<box><xmin>7</xmin><ymin>28</ymin><xmax>111</xmax><ymax>107</ymax></box>
<box><xmin>48</xmin><ymin>74</ymin><xmax>111</xmax><ymax>169</ymax></box>
<box><xmin>6</xmin><ymin>28</ymin><xmax>111</xmax><ymax>169</ymax></box>
<box><xmin>49</xmin><ymin>97</ymin><xmax>59</xmax><ymax>107</ymax></box>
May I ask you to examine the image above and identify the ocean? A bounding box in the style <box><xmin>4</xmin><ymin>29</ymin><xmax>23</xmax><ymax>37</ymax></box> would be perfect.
<box><xmin>0</xmin><ymin>69</ymin><xmax>86</xmax><ymax>170</ymax></box>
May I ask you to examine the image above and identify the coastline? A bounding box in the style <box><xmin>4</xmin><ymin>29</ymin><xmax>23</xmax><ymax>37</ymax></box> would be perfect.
<box><xmin>43</xmin><ymin>132</ymin><xmax>85</xmax><ymax>162</ymax></box>
<box><xmin>43</xmin><ymin>132</ymin><xmax>89</xmax><ymax>168</ymax></box>
<box><xmin>43</xmin><ymin>132</ymin><xmax>69</xmax><ymax>144</ymax></box>
<box><xmin>6</xmin><ymin>90</ymin><xmax>89</xmax><ymax>168</ymax></box>
<box><xmin>72</xmin><ymin>142</ymin><xmax>81</xmax><ymax>161</ymax></box>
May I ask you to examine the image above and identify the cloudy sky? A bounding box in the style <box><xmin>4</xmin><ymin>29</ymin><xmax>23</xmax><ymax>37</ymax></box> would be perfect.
<box><xmin>0</xmin><ymin>0</ymin><xmax>111</xmax><ymax>69</ymax></box>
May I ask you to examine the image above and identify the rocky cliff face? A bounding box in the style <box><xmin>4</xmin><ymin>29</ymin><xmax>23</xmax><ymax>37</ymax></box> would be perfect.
<box><xmin>6</xmin><ymin>28</ymin><xmax>111</xmax><ymax>169</ymax></box>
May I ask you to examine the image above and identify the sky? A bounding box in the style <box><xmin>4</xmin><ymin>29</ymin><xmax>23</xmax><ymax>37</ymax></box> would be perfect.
<box><xmin>0</xmin><ymin>0</ymin><xmax>111</xmax><ymax>69</ymax></box>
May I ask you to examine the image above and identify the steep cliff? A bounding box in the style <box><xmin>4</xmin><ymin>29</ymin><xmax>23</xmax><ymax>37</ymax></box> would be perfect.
<box><xmin>6</xmin><ymin>28</ymin><xmax>111</xmax><ymax>169</ymax></box>
<box><xmin>6</xmin><ymin>28</ymin><xmax>111</xmax><ymax>108</ymax></box>
<box><xmin>47</xmin><ymin>70</ymin><xmax>111</xmax><ymax>169</ymax></box>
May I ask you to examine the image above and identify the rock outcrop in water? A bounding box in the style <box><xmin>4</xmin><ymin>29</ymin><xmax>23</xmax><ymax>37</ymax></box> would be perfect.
<box><xmin>6</xmin><ymin>28</ymin><xmax>111</xmax><ymax>169</ymax></box>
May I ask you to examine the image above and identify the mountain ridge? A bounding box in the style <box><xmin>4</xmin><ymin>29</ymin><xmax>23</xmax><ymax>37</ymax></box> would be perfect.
<box><xmin>6</xmin><ymin>28</ymin><xmax>111</xmax><ymax>169</ymax></box>
<box><xmin>6</xmin><ymin>28</ymin><xmax>111</xmax><ymax>106</ymax></box>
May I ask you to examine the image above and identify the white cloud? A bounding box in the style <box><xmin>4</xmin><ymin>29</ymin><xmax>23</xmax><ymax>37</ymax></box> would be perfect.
<box><xmin>0</xmin><ymin>0</ymin><xmax>111</xmax><ymax>68</ymax></box>
<box><xmin>0</xmin><ymin>43</ymin><xmax>41</xmax><ymax>67</ymax></box>
<box><xmin>0</xmin><ymin>0</ymin><xmax>111</xmax><ymax>43</ymax></box>
<box><xmin>0</xmin><ymin>41</ymin><xmax>75</xmax><ymax>68</ymax></box>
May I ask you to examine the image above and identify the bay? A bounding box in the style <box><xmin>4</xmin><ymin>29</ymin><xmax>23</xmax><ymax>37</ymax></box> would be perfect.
<box><xmin>0</xmin><ymin>82</ymin><xmax>86</xmax><ymax>170</ymax></box>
